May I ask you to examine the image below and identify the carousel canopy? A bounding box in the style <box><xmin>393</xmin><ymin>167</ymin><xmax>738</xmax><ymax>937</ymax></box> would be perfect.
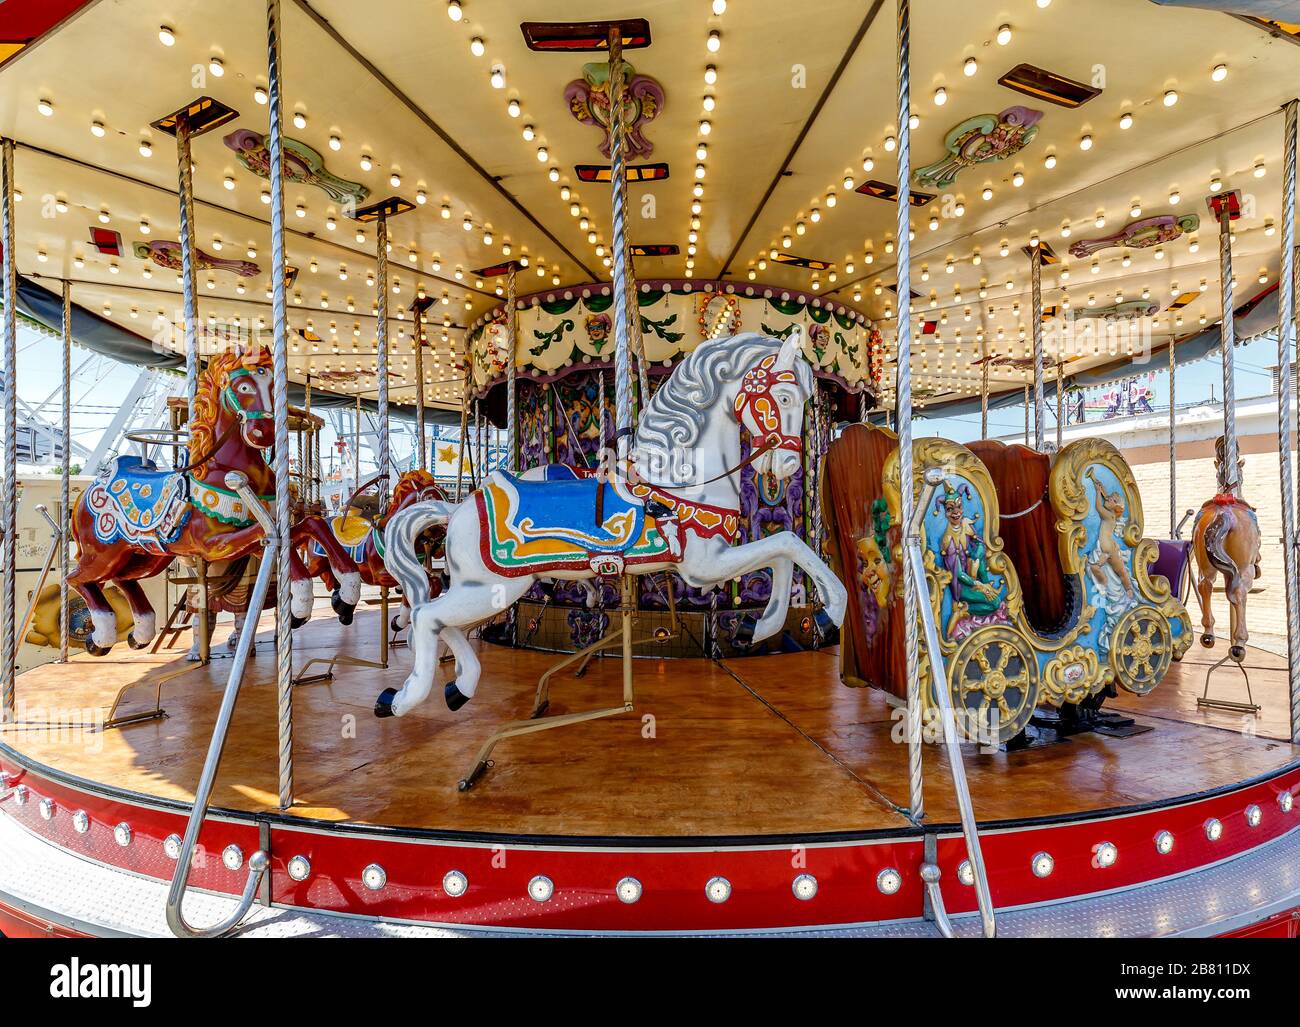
<box><xmin>0</xmin><ymin>0</ymin><xmax>1296</xmax><ymax>414</ymax></box>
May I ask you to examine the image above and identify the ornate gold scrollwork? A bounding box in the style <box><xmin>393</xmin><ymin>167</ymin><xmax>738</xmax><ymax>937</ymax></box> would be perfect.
<box><xmin>1041</xmin><ymin>645</ymin><xmax>1102</xmax><ymax>706</ymax></box>
<box><xmin>1111</xmin><ymin>606</ymin><xmax>1173</xmax><ymax>695</ymax></box>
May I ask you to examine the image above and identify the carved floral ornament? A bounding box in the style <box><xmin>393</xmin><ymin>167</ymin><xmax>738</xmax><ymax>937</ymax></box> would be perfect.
<box><xmin>565</xmin><ymin>60</ymin><xmax>665</xmax><ymax>159</ymax></box>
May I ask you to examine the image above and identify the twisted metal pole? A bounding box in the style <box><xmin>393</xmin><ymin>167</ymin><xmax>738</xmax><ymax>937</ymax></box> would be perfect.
<box><xmin>176</xmin><ymin>112</ymin><xmax>210</xmax><ymax>663</ymax></box>
<box><xmin>1</xmin><ymin>139</ymin><xmax>16</xmax><ymax>721</ymax></box>
<box><xmin>893</xmin><ymin>0</ymin><xmax>923</xmax><ymax>822</ymax></box>
<box><xmin>1169</xmin><ymin>339</ymin><xmax>1178</xmax><ymax>537</ymax></box>
<box><xmin>979</xmin><ymin>334</ymin><xmax>989</xmax><ymax>439</ymax></box>
<box><xmin>505</xmin><ymin>268</ymin><xmax>518</xmax><ymax>472</ymax></box>
<box><xmin>454</xmin><ymin>386</ymin><xmax>469</xmax><ymax>499</ymax></box>
<box><xmin>376</xmin><ymin>212</ymin><xmax>390</xmax><ymax>514</ymax></box>
<box><xmin>414</xmin><ymin>317</ymin><xmax>427</xmax><ymax>471</ymax></box>
<box><xmin>266</xmin><ymin>0</ymin><xmax>294</xmax><ymax>809</ymax></box>
<box><xmin>1055</xmin><ymin>364</ymin><xmax>1063</xmax><ymax>450</ymax></box>
<box><xmin>1031</xmin><ymin>243</ymin><xmax>1044</xmax><ymax>451</ymax></box>
<box><xmin>1279</xmin><ymin>98</ymin><xmax>1300</xmax><ymax>744</ymax></box>
<box><xmin>1216</xmin><ymin>202</ymin><xmax>1240</xmax><ymax>495</ymax></box>
<box><xmin>1023</xmin><ymin>384</ymin><xmax>1030</xmax><ymax>444</ymax></box>
<box><xmin>607</xmin><ymin>25</ymin><xmax>633</xmax><ymax>462</ymax></box>
<box><xmin>60</xmin><ymin>281</ymin><xmax>72</xmax><ymax>663</ymax></box>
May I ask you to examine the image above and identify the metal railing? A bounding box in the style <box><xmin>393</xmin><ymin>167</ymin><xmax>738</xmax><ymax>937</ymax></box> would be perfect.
<box><xmin>907</xmin><ymin>466</ymin><xmax>998</xmax><ymax>939</ymax></box>
<box><xmin>164</xmin><ymin>471</ymin><xmax>273</xmax><ymax>938</ymax></box>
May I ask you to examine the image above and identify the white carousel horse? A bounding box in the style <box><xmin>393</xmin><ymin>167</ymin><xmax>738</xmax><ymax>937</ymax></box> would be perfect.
<box><xmin>376</xmin><ymin>330</ymin><xmax>848</xmax><ymax>716</ymax></box>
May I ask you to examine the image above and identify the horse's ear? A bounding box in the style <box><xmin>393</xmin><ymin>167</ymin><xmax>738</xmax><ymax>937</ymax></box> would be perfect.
<box><xmin>775</xmin><ymin>327</ymin><xmax>802</xmax><ymax>371</ymax></box>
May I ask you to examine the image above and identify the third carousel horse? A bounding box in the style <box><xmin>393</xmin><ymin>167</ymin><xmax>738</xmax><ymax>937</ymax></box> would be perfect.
<box><xmin>1190</xmin><ymin>436</ymin><xmax>1262</xmax><ymax>662</ymax></box>
<box><xmin>299</xmin><ymin>468</ymin><xmax>448</xmax><ymax>631</ymax></box>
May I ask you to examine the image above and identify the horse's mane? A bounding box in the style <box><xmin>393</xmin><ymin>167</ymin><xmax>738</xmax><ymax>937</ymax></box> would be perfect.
<box><xmin>189</xmin><ymin>346</ymin><xmax>273</xmax><ymax>473</ymax></box>
<box><xmin>390</xmin><ymin>468</ymin><xmax>439</xmax><ymax>510</ymax></box>
<box><xmin>634</xmin><ymin>331</ymin><xmax>813</xmax><ymax>469</ymax></box>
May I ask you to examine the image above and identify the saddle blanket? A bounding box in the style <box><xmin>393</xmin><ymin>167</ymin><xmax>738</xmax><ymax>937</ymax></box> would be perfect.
<box><xmin>476</xmin><ymin>471</ymin><xmax>673</xmax><ymax>577</ymax></box>
<box><xmin>532</xmin><ymin>463</ymin><xmax>739</xmax><ymax>544</ymax></box>
<box><xmin>85</xmin><ymin>455</ymin><xmax>191</xmax><ymax>555</ymax></box>
<box><xmin>310</xmin><ymin>510</ymin><xmax>377</xmax><ymax>563</ymax></box>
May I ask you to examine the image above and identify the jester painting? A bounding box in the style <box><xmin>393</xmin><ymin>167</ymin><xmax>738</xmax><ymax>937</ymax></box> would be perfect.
<box><xmin>934</xmin><ymin>480</ymin><xmax>1008</xmax><ymax>640</ymax></box>
<box><xmin>855</xmin><ymin>498</ymin><xmax>895</xmax><ymax>642</ymax></box>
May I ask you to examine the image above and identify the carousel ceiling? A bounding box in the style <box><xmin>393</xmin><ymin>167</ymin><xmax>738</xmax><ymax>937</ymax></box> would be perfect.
<box><xmin>0</xmin><ymin>0</ymin><xmax>1297</xmax><ymax>413</ymax></box>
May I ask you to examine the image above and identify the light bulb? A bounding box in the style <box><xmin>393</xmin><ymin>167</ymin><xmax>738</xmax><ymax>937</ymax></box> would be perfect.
<box><xmin>254</xmin><ymin>86</ymin><xmax>268</xmax><ymax>105</ymax></box>
<box><xmin>1119</xmin><ymin>112</ymin><xmax>1133</xmax><ymax>130</ymax></box>
<box><xmin>139</xmin><ymin>140</ymin><xmax>153</xmax><ymax>158</ymax></box>
<box><xmin>1211</xmin><ymin>64</ymin><xmax>1227</xmax><ymax>82</ymax></box>
<box><xmin>37</xmin><ymin>98</ymin><xmax>53</xmax><ymax>117</ymax></box>
<box><xmin>1079</xmin><ymin>134</ymin><xmax>1093</xmax><ymax>151</ymax></box>
<box><xmin>470</xmin><ymin>37</ymin><xmax>485</xmax><ymax>58</ymax></box>
<box><xmin>508</xmin><ymin>99</ymin><xmax>521</xmax><ymax>118</ymax></box>
<box><xmin>704</xmin><ymin>65</ymin><xmax>718</xmax><ymax>85</ymax></box>
<box><xmin>1163</xmin><ymin>90</ymin><xmax>1178</xmax><ymax>107</ymax></box>
<box><xmin>209</xmin><ymin>57</ymin><xmax>225</xmax><ymax>77</ymax></box>
<box><xmin>964</xmin><ymin>57</ymin><xmax>977</xmax><ymax>77</ymax></box>
<box><xmin>158</xmin><ymin>26</ymin><xmax>175</xmax><ymax>46</ymax></box>
<box><xmin>1043</xmin><ymin>153</ymin><xmax>1056</xmax><ymax>169</ymax></box>
<box><xmin>996</xmin><ymin>24</ymin><xmax>1012</xmax><ymax>45</ymax></box>
<box><xmin>90</xmin><ymin>120</ymin><xmax>106</xmax><ymax>137</ymax></box>
<box><xmin>447</xmin><ymin>1</ymin><xmax>463</xmax><ymax>22</ymax></box>
<box><xmin>934</xmin><ymin>87</ymin><xmax>947</xmax><ymax>106</ymax></box>
<box><xmin>490</xmin><ymin>66</ymin><xmax>505</xmax><ymax>89</ymax></box>
<box><xmin>707</xmin><ymin>30</ymin><xmax>721</xmax><ymax>53</ymax></box>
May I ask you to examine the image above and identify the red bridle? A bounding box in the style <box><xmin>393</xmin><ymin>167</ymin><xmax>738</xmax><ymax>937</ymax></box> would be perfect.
<box><xmin>732</xmin><ymin>354</ymin><xmax>803</xmax><ymax>456</ymax></box>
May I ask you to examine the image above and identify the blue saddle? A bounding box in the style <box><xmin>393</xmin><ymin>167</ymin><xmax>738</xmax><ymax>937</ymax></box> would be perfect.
<box><xmin>89</xmin><ymin>454</ymin><xmax>190</xmax><ymax>553</ymax></box>
<box><xmin>495</xmin><ymin>471</ymin><xmax>647</xmax><ymax>553</ymax></box>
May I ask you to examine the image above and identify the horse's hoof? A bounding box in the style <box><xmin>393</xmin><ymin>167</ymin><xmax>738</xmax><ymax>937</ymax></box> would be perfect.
<box><xmin>126</xmin><ymin>632</ymin><xmax>149</xmax><ymax>650</ymax></box>
<box><xmin>1230</xmin><ymin>645</ymin><xmax>1246</xmax><ymax>663</ymax></box>
<box><xmin>290</xmin><ymin>613</ymin><xmax>307</xmax><ymax>630</ymax></box>
<box><xmin>445</xmin><ymin>682</ymin><xmax>471</xmax><ymax>711</ymax></box>
<box><xmin>331</xmin><ymin>591</ymin><xmax>355</xmax><ymax>626</ymax></box>
<box><xmin>374</xmin><ymin>688</ymin><xmax>398</xmax><ymax>718</ymax></box>
<box><xmin>390</xmin><ymin>616</ymin><xmax>403</xmax><ymax>633</ymax></box>
<box><xmin>1200</xmin><ymin>633</ymin><xmax>1215</xmax><ymax>649</ymax></box>
<box><xmin>732</xmin><ymin>615</ymin><xmax>757</xmax><ymax>647</ymax></box>
<box><xmin>84</xmin><ymin>639</ymin><xmax>112</xmax><ymax>657</ymax></box>
<box><xmin>813</xmin><ymin>608</ymin><xmax>834</xmax><ymax>634</ymax></box>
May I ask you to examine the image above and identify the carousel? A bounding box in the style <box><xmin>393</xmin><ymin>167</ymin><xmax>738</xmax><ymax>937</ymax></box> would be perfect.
<box><xmin>0</xmin><ymin>0</ymin><xmax>1299</xmax><ymax>939</ymax></box>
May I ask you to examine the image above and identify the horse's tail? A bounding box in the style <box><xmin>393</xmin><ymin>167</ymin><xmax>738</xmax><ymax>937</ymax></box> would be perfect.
<box><xmin>1201</xmin><ymin>506</ymin><xmax>1239</xmax><ymax>583</ymax></box>
<box><xmin>383</xmin><ymin>499</ymin><xmax>454</xmax><ymax>609</ymax></box>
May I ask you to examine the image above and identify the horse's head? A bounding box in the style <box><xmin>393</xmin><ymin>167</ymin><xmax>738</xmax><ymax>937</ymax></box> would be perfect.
<box><xmin>732</xmin><ymin>330</ymin><xmax>811</xmax><ymax>479</ymax></box>
<box><xmin>389</xmin><ymin>469</ymin><xmax>445</xmax><ymax>513</ymax></box>
<box><xmin>212</xmin><ymin>349</ymin><xmax>275</xmax><ymax>449</ymax></box>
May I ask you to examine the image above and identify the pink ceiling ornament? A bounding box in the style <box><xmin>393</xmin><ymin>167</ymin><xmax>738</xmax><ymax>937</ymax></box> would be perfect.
<box><xmin>1068</xmin><ymin>214</ymin><xmax>1200</xmax><ymax>259</ymax></box>
<box><xmin>565</xmin><ymin>60</ymin><xmax>665</xmax><ymax>159</ymax></box>
<box><xmin>222</xmin><ymin>128</ymin><xmax>371</xmax><ymax>208</ymax></box>
<box><xmin>132</xmin><ymin>240</ymin><xmax>259</xmax><ymax>277</ymax></box>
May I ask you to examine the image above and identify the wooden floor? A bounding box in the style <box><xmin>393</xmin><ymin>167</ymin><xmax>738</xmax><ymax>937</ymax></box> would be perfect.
<box><xmin>2</xmin><ymin>605</ymin><xmax>1296</xmax><ymax>837</ymax></box>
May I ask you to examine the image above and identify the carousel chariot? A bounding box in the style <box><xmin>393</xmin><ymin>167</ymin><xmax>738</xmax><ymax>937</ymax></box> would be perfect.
<box><xmin>823</xmin><ymin>424</ymin><xmax>1193</xmax><ymax>746</ymax></box>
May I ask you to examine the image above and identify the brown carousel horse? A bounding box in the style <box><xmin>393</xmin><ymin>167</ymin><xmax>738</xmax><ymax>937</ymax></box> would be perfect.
<box><xmin>69</xmin><ymin>347</ymin><xmax>363</xmax><ymax>655</ymax></box>
<box><xmin>299</xmin><ymin>469</ymin><xmax>447</xmax><ymax>632</ymax></box>
<box><xmin>1190</xmin><ymin>436</ymin><xmax>1262</xmax><ymax>663</ymax></box>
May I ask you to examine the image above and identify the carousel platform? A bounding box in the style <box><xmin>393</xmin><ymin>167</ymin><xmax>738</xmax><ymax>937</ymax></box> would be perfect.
<box><xmin>1</xmin><ymin>606</ymin><xmax>1298</xmax><ymax>937</ymax></box>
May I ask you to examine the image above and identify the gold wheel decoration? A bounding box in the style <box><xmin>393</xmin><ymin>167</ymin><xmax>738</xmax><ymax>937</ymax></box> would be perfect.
<box><xmin>1111</xmin><ymin>606</ymin><xmax>1172</xmax><ymax>695</ymax></box>
<box><xmin>946</xmin><ymin>626</ymin><xmax>1039</xmax><ymax>745</ymax></box>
